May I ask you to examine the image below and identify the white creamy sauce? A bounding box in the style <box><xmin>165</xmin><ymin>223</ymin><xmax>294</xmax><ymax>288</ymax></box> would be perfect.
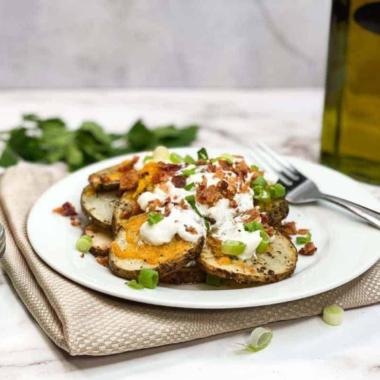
<box><xmin>263</xmin><ymin>171</ymin><xmax>278</xmax><ymax>185</ymax></box>
<box><xmin>136</xmin><ymin>157</ymin><xmax>276</xmax><ymax>259</ymax></box>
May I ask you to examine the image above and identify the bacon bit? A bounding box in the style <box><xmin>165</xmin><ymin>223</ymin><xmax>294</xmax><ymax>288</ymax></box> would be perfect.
<box><xmin>205</xmin><ymin>216</ymin><xmax>216</xmax><ymax>225</ymax></box>
<box><xmin>299</xmin><ymin>242</ymin><xmax>318</xmax><ymax>256</ymax></box>
<box><xmin>206</xmin><ymin>163</ymin><xmax>217</xmax><ymax>173</ymax></box>
<box><xmin>196</xmin><ymin>159</ymin><xmax>207</xmax><ymax>166</ymax></box>
<box><xmin>119</xmin><ymin>156</ymin><xmax>139</xmax><ymax>172</ymax></box>
<box><xmin>229</xmin><ymin>199</ymin><xmax>238</xmax><ymax>208</ymax></box>
<box><xmin>70</xmin><ymin>217</ymin><xmax>82</xmax><ymax>227</ymax></box>
<box><xmin>121</xmin><ymin>202</ymin><xmax>141</xmax><ymax>219</ymax></box>
<box><xmin>163</xmin><ymin>205</ymin><xmax>171</xmax><ymax>217</ymax></box>
<box><xmin>234</xmin><ymin>160</ymin><xmax>250</xmax><ymax>177</ymax></box>
<box><xmin>213</xmin><ymin>167</ymin><xmax>224</xmax><ymax>180</ymax></box>
<box><xmin>157</xmin><ymin>162</ymin><xmax>181</xmax><ymax>172</ymax></box>
<box><xmin>218</xmin><ymin>160</ymin><xmax>233</xmax><ymax>171</ymax></box>
<box><xmin>147</xmin><ymin>199</ymin><xmax>163</xmax><ymax>212</ymax></box>
<box><xmin>282</xmin><ymin>221</ymin><xmax>297</xmax><ymax>235</ymax></box>
<box><xmin>264</xmin><ymin>225</ymin><xmax>275</xmax><ymax>237</ymax></box>
<box><xmin>241</xmin><ymin>208</ymin><xmax>261</xmax><ymax>223</ymax></box>
<box><xmin>185</xmin><ymin>226</ymin><xmax>197</xmax><ymax>235</ymax></box>
<box><xmin>260</xmin><ymin>213</ymin><xmax>268</xmax><ymax>224</ymax></box>
<box><xmin>80</xmin><ymin>253</ymin><xmax>85</xmax><ymax>258</ymax></box>
<box><xmin>250</xmin><ymin>171</ymin><xmax>260</xmax><ymax>180</ymax></box>
<box><xmin>120</xmin><ymin>169</ymin><xmax>139</xmax><ymax>191</ymax></box>
<box><xmin>152</xmin><ymin>171</ymin><xmax>171</xmax><ymax>184</ymax></box>
<box><xmin>172</xmin><ymin>175</ymin><xmax>187</xmax><ymax>188</ymax></box>
<box><xmin>179</xmin><ymin>199</ymin><xmax>190</xmax><ymax>210</ymax></box>
<box><xmin>157</xmin><ymin>183</ymin><xmax>170</xmax><ymax>193</ymax></box>
<box><xmin>96</xmin><ymin>256</ymin><xmax>109</xmax><ymax>267</ymax></box>
<box><xmin>196</xmin><ymin>177</ymin><xmax>222</xmax><ymax>206</ymax></box>
<box><xmin>53</xmin><ymin>202</ymin><xmax>77</xmax><ymax>217</ymax></box>
<box><xmin>297</xmin><ymin>229</ymin><xmax>310</xmax><ymax>235</ymax></box>
<box><xmin>100</xmin><ymin>174</ymin><xmax>111</xmax><ymax>183</ymax></box>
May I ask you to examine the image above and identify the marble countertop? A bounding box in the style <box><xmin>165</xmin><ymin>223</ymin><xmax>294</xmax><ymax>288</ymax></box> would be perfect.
<box><xmin>1</xmin><ymin>89</ymin><xmax>380</xmax><ymax>380</ymax></box>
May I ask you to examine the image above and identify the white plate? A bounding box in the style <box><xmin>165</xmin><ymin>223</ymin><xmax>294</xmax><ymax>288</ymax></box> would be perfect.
<box><xmin>27</xmin><ymin>148</ymin><xmax>380</xmax><ymax>309</ymax></box>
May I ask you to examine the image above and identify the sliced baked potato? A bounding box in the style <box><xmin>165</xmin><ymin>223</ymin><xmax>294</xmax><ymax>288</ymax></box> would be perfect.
<box><xmin>112</xmin><ymin>191</ymin><xmax>141</xmax><ymax>235</ymax></box>
<box><xmin>109</xmin><ymin>213</ymin><xmax>205</xmax><ymax>280</ymax></box>
<box><xmin>81</xmin><ymin>185</ymin><xmax>119</xmax><ymax>230</ymax></box>
<box><xmin>198</xmin><ymin>232</ymin><xmax>297</xmax><ymax>285</ymax></box>
<box><xmin>84</xmin><ymin>223</ymin><xmax>112</xmax><ymax>257</ymax></box>
<box><xmin>255</xmin><ymin>198</ymin><xmax>289</xmax><ymax>227</ymax></box>
<box><xmin>160</xmin><ymin>264</ymin><xmax>206</xmax><ymax>285</ymax></box>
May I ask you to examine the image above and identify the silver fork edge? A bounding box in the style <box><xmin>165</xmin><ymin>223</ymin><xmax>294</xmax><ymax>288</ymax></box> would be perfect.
<box><xmin>252</xmin><ymin>143</ymin><xmax>380</xmax><ymax>230</ymax></box>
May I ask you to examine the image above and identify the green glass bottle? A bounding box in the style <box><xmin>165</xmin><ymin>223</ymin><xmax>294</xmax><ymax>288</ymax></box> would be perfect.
<box><xmin>321</xmin><ymin>0</ymin><xmax>380</xmax><ymax>184</ymax></box>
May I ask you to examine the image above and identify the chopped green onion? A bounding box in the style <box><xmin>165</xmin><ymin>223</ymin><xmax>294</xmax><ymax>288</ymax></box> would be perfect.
<box><xmin>184</xmin><ymin>182</ymin><xmax>196</xmax><ymax>191</ymax></box>
<box><xmin>152</xmin><ymin>146</ymin><xmax>170</xmax><ymax>161</ymax></box>
<box><xmin>251</xmin><ymin>165</ymin><xmax>259</xmax><ymax>171</ymax></box>
<box><xmin>185</xmin><ymin>195</ymin><xmax>210</xmax><ymax>231</ymax></box>
<box><xmin>253</xmin><ymin>186</ymin><xmax>271</xmax><ymax>203</ymax></box>
<box><xmin>296</xmin><ymin>232</ymin><xmax>312</xmax><ymax>245</ymax></box>
<box><xmin>182</xmin><ymin>168</ymin><xmax>197</xmax><ymax>177</ymax></box>
<box><xmin>322</xmin><ymin>305</ymin><xmax>344</xmax><ymax>326</ymax></box>
<box><xmin>138</xmin><ymin>269</ymin><xmax>159</xmax><ymax>289</ymax></box>
<box><xmin>221</xmin><ymin>240</ymin><xmax>246</xmax><ymax>256</ymax></box>
<box><xmin>76</xmin><ymin>236</ymin><xmax>92</xmax><ymax>253</ymax></box>
<box><xmin>256</xmin><ymin>231</ymin><xmax>270</xmax><ymax>254</ymax></box>
<box><xmin>251</xmin><ymin>175</ymin><xmax>267</xmax><ymax>187</ymax></box>
<box><xmin>143</xmin><ymin>155</ymin><xmax>153</xmax><ymax>163</ymax></box>
<box><xmin>206</xmin><ymin>274</ymin><xmax>223</xmax><ymax>287</ymax></box>
<box><xmin>269</xmin><ymin>183</ymin><xmax>286</xmax><ymax>198</ymax></box>
<box><xmin>169</xmin><ymin>152</ymin><xmax>184</xmax><ymax>164</ymax></box>
<box><xmin>197</xmin><ymin>148</ymin><xmax>209</xmax><ymax>161</ymax></box>
<box><xmin>243</xmin><ymin>327</ymin><xmax>273</xmax><ymax>353</ymax></box>
<box><xmin>244</xmin><ymin>221</ymin><xmax>264</xmax><ymax>233</ymax></box>
<box><xmin>184</xmin><ymin>155</ymin><xmax>196</xmax><ymax>164</ymax></box>
<box><xmin>147</xmin><ymin>212</ymin><xmax>164</xmax><ymax>225</ymax></box>
<box><xmin>211</xmin><ymin>153</ymin><xmax>234</xmax><ymax>164</ymax></box>
<box><xmin>127</xmin><ymin>280</ymin><xmax>144</xmax><ymax>290</ymax></box>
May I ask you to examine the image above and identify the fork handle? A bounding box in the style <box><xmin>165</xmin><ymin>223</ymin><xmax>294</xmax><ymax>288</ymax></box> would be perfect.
<box><xmin>321</xmin><ymin>194</ymin><xmax>380</xmax><ymax>229</ymax></box>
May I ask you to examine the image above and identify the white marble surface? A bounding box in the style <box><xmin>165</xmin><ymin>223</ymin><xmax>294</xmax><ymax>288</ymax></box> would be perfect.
<box><xmin>1</xmin><ymin>89</ymin><xmax>380</xmax><ymax>380</ymax></box>
<box><xmin>0</xmin><ymin>0</ymin><xmax>330</xmax><ymax>88</ymax></box>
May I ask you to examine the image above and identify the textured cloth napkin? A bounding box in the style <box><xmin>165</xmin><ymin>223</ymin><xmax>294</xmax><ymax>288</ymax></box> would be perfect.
<box><xmin>1</xmin><ymin>164</ymin><xmax>380</xmax><ymax>356</ymax></box>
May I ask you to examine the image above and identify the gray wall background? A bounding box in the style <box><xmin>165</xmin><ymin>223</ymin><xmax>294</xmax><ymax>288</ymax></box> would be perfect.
<box><xmin>0</xmin><ymin>0</ymin><xmax>331</xmax><ymax>88</ymax></box>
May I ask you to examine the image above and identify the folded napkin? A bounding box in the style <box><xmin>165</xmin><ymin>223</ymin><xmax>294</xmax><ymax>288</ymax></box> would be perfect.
<box><xmin>1</xmin><ymin>164</ymin><xmax>380</xmax><ymax>356</ymax></box>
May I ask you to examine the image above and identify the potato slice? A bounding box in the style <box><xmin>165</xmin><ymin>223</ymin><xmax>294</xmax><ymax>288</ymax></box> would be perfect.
<box><xmin>84</xmin><ymin>223</ymin><xmax>112</xmax><ymax>257</ymax></box>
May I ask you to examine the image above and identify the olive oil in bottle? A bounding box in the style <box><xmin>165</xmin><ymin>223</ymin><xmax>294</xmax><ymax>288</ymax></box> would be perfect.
<box><xmin>321</xmin><ymin>0</ymin><xmax>380</xmax><ymax>184</ymax></box>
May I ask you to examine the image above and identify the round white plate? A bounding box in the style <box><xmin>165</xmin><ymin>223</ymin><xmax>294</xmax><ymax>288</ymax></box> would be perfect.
<box><xmin>27</xmin><ymin>148</ymin><xmax>380</xmax><ymax>309</ymax></box>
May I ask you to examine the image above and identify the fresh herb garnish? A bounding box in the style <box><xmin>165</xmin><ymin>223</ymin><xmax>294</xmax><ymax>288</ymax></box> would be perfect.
<box><xmin>185</xmin><ymin>195</ymin><xmax>210</xmax><ymax>231</ymax></box>
<box><xmin>296</xmin><ymin>232</ymin><xmax>312</xmax><ymax>245</ymax></box>
<box><xmin>0</xmin><ymin>115</ymin><xmax>199</xmax><ymax>172</ymax></box>
<box><xmin>184</xmin><ymin>182</ymin><xmax>196</xmax><ymax>191</ymax></box>
<box><xmin>197</xmin><ymin>147</ymin><xmax>209</xmax><ymax>161</ymax></box>
<box><xmin>147</xmin><ymin>212</ymin><xmax>164</xmax><ymax>225</ymax></box>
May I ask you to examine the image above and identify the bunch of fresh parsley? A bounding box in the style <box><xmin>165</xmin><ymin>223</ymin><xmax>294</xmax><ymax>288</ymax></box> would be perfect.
<box><xmin>0</xmin><ymin>114</ymin><xmax>199</xmax><ymax>171</ymax></box>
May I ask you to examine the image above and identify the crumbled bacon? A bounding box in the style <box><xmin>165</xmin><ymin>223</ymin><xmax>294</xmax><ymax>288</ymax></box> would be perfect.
<box><xmin>157</xmin><ymin>162</ymin><xmax>182</xmax><ymax>172</ymax></box>
<box><xmin>229</xmin><ymin>199</ymin><xmax>238</xmax><ymax>208</ymax></box>
<box><xmin>264</xmin><ymin>225</ymin><xmax>275</xmax><ymax>237</ymax></box>
<box><xmin>299</xmin><ymin>242</ymin><xmax>317</xmax><ymax>256</ymax></box>
<box><xmin>172</xmin><ymin>175</ymin><xmax>187</xmax><ymax>188</ymax></box>
<box><xmin>218</xmin><ymin>160</ymin><xmax>233</xmax><ymax>171</ymax></box>
<box><xmin>119</xmin><ymin>169</ymin><xmax>139</xmax><ymax>191</ymax></box>
<box><xmin>96</xmin><ymin>256</ymin><xmax>109</xmax><ymax>267</ymax></box>
<box><xmin>179</xmin><ymin>199</ymin><xmax>190</xmax><ymax>210</ymax></box>
<box><xmin>53</xmin><ymin>202</ymin><xmax>78</xmax><ymax>217</ymax></box>
<box><xmin>147</xmin><ymin>199</ymin><xmax>163</xmax><ymax>212</ymax></box>
<box><xmin>239</xmin><ymin>182</ymin><xmax>251</xmax><ymax>193</ymax></box>
<box><xmin>185</xmin><ymin>226</ymin><xmax>197</xmax><ymax>235</ymax></box>
<box><xmin>206</xmin><ymin>163</ymin><xmax>217</xmax><ymax>173</ymax></box>
<box><xmin>234</xmin><ymin>160</ymin><xmax>250</xmax><ymax>177</ymax></box>
<box><xmin>70</xmin><ymin>216</ymin><xmax>82</xmax><ymax>227</ymax></box>
<box><xmin>260</xmin><ymin>213</ymin><xmax>268</xmax><ymax>224</ymax></box>
<box><xmin>152</xmin><ymin>171</ymin><xmax>171</xmax><ymax>184</ymax></box>
<box><xmin>297</xmin><ymin>229</ymin><xmax>310</xmax><ymax>235</ymax></box>
<box><xmin>213</xmin><ymin>167</ymin><xmax>224</xmax><ymax>180</ymax></box>
<box><xmin>196</xmin><ymin>159</ymin><xmax>207</xmax><ymax>166</ymax></box>
<box><xmin>282</xmin><ymin>221</ymin><xmax>297</xmax><ymax>235</ymax></box>
<box><xmin>100</xmin><ymin>175</ymin><xmax>111</xmax><ymax>183</ymax></box>
<box><xmin>119</xmin><ymin>156</ymin><xmax>139</xmax><ymax>172</ymax></box>
<box><xmin>241</xmin><ymin>208</ymin><xmax>261</xmax><ymax>223</ymax></box>
<box><xmin>196</xmin><ymin>177</ymin><xmax>222</xmax><ymax>206</ymax></box>
<box><xmin>205</xmin><ymin>216</ymin><xmax>216</xmax><ymax>225</ymax></box>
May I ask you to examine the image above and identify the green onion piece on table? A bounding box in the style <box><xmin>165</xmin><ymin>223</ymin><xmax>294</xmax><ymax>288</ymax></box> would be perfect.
<box><xmin>127</xmin><ymin>280</ymin><xmax>144</xmax><ymax>290</ymax></box>
<box><xmin>243</xmin><ymin>327</ymin><xmax>273</xmax><ymax>353</ymax></box>
<box><xmin>323</xmin><ymin>305</ymin><xmax>344</xmax><ymax>326</ymax></box>
<box><xmin>147</xmin><ymin>212</ymin><xmax>164</xmax><ymax>225</ymax></box>
<box><xmin>76</xmin><ymin>236</ymin><xmax>93</xmax><ymax>253</ymax></box>
<box><xmin>206</xmin><ymin>274</ymin><xmax>223</xmax><ymax>287</ymax></box>
<box><xmin>138</xmin><ymin>269</ymin><xmax>159</xmax><ymax>289</ymax></box>
<box><xmin>296</xmin><ymin>232</ymin><xmax>312</xmax><ymax>245</ymax></box>
<box><xmin>221</xmin><ymin>240</ymin><xmax>246</xmax><ymax>256</ymax></box>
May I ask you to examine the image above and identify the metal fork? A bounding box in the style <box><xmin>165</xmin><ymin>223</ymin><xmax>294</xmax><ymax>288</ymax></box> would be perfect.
<box><xmin>253</xmin><ymin>142</ymin><xmax>380</xmax><ymax>229</ymax></box>
<box><xmin>0</xmin><ymin>224</ymin><xmax>5</xmax><ymax>259</ymax></box>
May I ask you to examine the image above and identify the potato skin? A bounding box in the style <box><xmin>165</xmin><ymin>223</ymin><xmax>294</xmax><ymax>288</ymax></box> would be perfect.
<box><xmin>161</xmin><ymin>266</ymin><xmax>206</xmax><ymax>285</ymax></box>
<box><xmin>256</xmin><ymin>198</ymin><xmax>289</xmax><ymax>227</ymax></box>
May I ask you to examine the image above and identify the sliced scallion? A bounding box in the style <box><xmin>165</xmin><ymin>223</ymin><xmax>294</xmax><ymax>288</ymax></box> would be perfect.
<box><xmin>169</xmin><ymin>152</ymin><xmax>184</xmax><ymax>164</ymax></box>
<box><xmin>127</xmin><ymin>280</ymin><xmax>144</xmax><ymax>290</ymax></box>
<box><xmin>253</xmin><ymin>186</ymin><xmax>271</xmax><ymax>203</ymax></box>
<box><xmin>296</xmin><ymin>232</ymin><xmax>312</xmax><ymax>245</ymax></box>
<box><xmin>256</xmin><ymin>231</ymin><xmax>270</xmax><ymax>254</ymax></box>
<box><xmin>184</xmin><ymin>182</ymin><xmax>196</xmax><ymax>191</ymax></box>
<box><xmin>251</xmin><ymin>175</ymin><xmax>267</xmax><ymax>188</ymax></box>
<box><xmin>221</xmin><ymin>240</ymin><xmax>246</xmax><ymax>256</ymax></box>
<box><xmin>269</xmin><ymin>183</ymin><xmax>286</xmax><ymax>198</ymax></box>
<box><xmin>243</xmin><ymin>327</ymin><xmax>273</xmax><ymax>353</ymax></box>
<box><xmin>184</xmin><ymin>155</ymin><xmax>196</xmax><ymax>164</ymax></box>
<box><xmin>152</xmin><ymin>146</ymin><xmax>170</xmax><ymax>162</ymax></box>
<box><xmin>251</xmin><ymin>165</ymin><xmax>259</xmax><ymax>171</ymax></box>
<box><xmin>138</xmin><ymin>269</ymin><xmax>159</xmax><ymax>289</ymax></box>
<box><xmin>244</xmin><ymin>221</ymin><xmax>263</xmax><ymax>233</ymax></box>
<box><xmin>76</xmin><ymin>236</ymin><xmax>92</xmax><ymax>253</ymax></box>
<box><xmin>147</xmin><ymin>212</ymin><xmax>164</xmax><ymax>225</ymax></box>
<box><xmin>206</xmin><ymin>274</ymin><xmax>223</xmax><ymax>287</ymax></box>
<box><xmin>182</xmin><ymin>168</ymin><xmax>197</xmax><ymax>177</ymax></box>
<box><xmin>143</xmin><ymin>155</ymin><xmax>153</xmax><ymax>163</ymax></box>
<box><xmin>211</xmin><ymin>153</ymin><xmax>234</xmax><ymax>164</ymax></box>
<box><xmin>322</xmin><ymin>305</ymin><xmax>344</xmax><ymax>326</ymax></box>
<box><xmin>197</xmin><ymin>147</ymin><xmax>209</xmax><ymax>161</ymax></box>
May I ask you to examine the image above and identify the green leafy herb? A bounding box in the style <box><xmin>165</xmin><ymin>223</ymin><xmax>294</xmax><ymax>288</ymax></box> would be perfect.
<box><xmin>127</xmin><ymin>280</ymin><xmax>144</xmax><ymax>290</ymax></box>
<box><xmin>0</xmin><ymin>115</ymin><xmax>199</xmax><ymax>172</ymax></box>
<box><xmin>197</xmin><ymin>147</ymin><xmax>208</xmax><ymax>161</ymax></box>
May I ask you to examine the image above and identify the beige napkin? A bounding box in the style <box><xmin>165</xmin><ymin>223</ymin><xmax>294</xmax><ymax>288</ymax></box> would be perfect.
<box><xmin>1</xmin><ymin>164</ymin><xmax>380</xmax><ymax>356</ymax></box>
